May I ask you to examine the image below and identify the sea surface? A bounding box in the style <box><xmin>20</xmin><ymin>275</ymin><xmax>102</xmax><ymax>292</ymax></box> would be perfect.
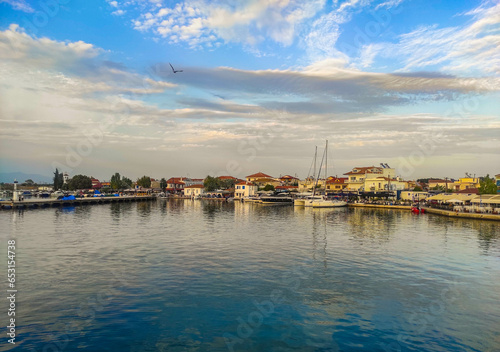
<box><xmin>1</xmin><ymin>200</ymin><xmax>500</xmax><ymax>352</ymax></box>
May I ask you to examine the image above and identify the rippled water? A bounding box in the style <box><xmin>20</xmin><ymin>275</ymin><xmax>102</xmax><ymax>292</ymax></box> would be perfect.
<box><xmin>1</xmin><ymin>200</ymin><xmax>499</xmax><ymax>351</ymax></box>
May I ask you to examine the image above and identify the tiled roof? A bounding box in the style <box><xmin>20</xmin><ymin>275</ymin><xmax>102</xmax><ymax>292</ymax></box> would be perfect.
<box><xmin>246</xmin><ymin>172</ymin><xmax>272</xmax><ymax>178</ymax></box>
<box><xmin>185</xmin><ymin>185</ymin><xmax>205</xmax><ymax>188</ymax></box>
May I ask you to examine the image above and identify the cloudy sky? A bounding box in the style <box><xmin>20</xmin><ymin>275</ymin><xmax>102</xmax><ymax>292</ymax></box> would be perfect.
<box><xmin>0</xmin><ymin>0</ymin><xmax>499</xmax><ymax>181</ymax></box>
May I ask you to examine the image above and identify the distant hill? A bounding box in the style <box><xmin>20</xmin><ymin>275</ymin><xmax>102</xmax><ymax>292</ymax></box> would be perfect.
<box><xmin>0</xmin><ymin>172</ymin><xmax>52</xmax><ymax>184</ymax></box>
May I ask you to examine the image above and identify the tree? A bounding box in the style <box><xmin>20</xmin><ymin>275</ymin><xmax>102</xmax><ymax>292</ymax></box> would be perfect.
<box><xmin>479</xmin><ymin>174</ymin><xmax>497</xmax><ymax>195</ymax></box>
<box><xmin>110</xmin><ymin>173</ymin><xmax>122</xmax><ymax>190</ymax></box>
<box><xmin>136</xmin><ymin>175</ymin><xmax>151</xmax><ymax>188</ymax></box>
<box><xmin>53</xmin><ymin>168</ymin><xmax>64</xmax><ymax>190</ymax></box>
<box><xmin>204</xmin><ymin>176</ymin><xmax>220</xmax><ymax>192</ymax></box>
<box><xmin>24</xmin><ymin>179</ymin><xmax>35</xmax><ymax>186</ymax></box>
<box><xmin>160</xmin><ymin>178</ymin><xmax>167</xmax><ymax>191</ymax></box>
<box><xmin>413</xmin><ymin>186</ymin><xmax>423</xmax><ymax>191</ymax></box>
<box><xmin>67</xmin><ymin>175</ymin><xmax>92</xmax><ymax>190</ymax></box>
<box><xmin>218</xmin><ymin>177</ymin><xmax>236</xmax><ymax>190</ymax></box>
<box><xmin>121</xmin><ymin>177</ymin><xmax>133</xmax><ymax>189</ymax></box>
<box><xmin>263</xmin><ymin>184</ymin><xmax>275</xmax><ymax>191</ymax></box>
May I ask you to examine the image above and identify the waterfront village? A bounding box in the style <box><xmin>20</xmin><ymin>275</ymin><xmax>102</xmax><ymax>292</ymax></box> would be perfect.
<box><xmin>1</xmin><ymin>164</ymin><xmax>500</xmax><ymax>218</ymax></box>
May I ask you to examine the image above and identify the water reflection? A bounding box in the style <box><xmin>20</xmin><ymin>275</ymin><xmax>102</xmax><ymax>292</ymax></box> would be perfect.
<box><xmin>1</xmin><ymin>201</ymin><xmax>499</xmax><ymax>351</ymax></box>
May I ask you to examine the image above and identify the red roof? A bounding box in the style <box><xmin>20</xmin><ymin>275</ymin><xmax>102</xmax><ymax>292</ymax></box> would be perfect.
<box><xmin>344</xmin><ymin>166</ymin><xmax>383</xmax><ymax>175</ymax></box>
<box><xmin>326</xmin><ymin>178</ymin><xmax>347</xmax><ymax>184</ymax></box>
<box><xmin>236</xmin><ymin>181</ymin><xmax>255</xmax><ymax>186</ymax></box>
<box><xmin>246</xmin><ymin>172</ymin><xmax>272</xmax><ymax>178</ymax></box>
<box><xmin>166</xmin><ymin>177</ymin><xmax>185</xmax><ymax>184</ymax></box>
<box><xmin>455</xmin><ymin>188</ymin><xmax>479</xmax><ymax>194</ymax></box>
<box><xmin>185</xmin><ymin>185</ymin><xmax>205</xmax><ymax>189</ymax></box>
<box><xmin>280</xmin><ymin>175</ymin><xmax>298</xmax><ymax>180</ymax></box>
<box><xmin>218</xmin><ymin>176</ymin><xmax>237</xmax><ymax>180</ymax></box>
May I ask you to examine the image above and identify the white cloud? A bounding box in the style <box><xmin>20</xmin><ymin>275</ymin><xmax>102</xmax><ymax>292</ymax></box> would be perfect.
<box><xmin>0</xmin><ymin>0</ymin><xmax>33</xmax><ymax>13</ymax></box>
<box><xmin>112</xmin><ymin>9</ymin><xmax>126</xmax><ymax>16</ymax></box>
<box><xmin>128</xmin><ymin>0</ymin><xmax>326</xmax><ymax>48</ymax></box>
<box><xmin>357</xmin><ymin>2</ymin><xmax>500</xmax><ymax>75</ymax></box>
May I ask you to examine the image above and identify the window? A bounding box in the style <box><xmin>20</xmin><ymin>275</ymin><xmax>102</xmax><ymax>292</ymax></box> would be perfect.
<box><xmin>242</xmin><ymin>186</ymin><xmax>245</xmax><ymax>189</ymax></box>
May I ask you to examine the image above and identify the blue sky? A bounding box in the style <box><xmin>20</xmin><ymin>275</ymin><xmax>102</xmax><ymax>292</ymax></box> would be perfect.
<box><xmin>0</xmin><ymin>0</ymin><xmax>499</xmax><ymax>181</ymax></box>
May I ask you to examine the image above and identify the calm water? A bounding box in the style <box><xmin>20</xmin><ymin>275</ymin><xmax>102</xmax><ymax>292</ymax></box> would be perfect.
<box><xmin>1</xmin><ymin>200</ymin><xmax>500</xmax><ymax>352</ymax></box>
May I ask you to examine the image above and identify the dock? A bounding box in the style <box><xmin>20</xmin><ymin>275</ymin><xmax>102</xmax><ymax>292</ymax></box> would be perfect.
<box><xmin>0</xmin><ymin>195</ymin><xmax>155</xmax><ymax>210</ymax></box>
<box><xmin>423</xmin><ymin>207</ymin><xmax>500</xmax><ymax>221</ymax></box>
<box><xmin>348</xmin><ymin>203</ymin><xmax>412</xmax><ymax>210</ymax></box>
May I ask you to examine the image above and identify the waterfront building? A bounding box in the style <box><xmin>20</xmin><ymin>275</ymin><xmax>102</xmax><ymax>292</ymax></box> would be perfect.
<box><xmin>344</xmin><ymin>165</ymin><xmax>397</xmax><ymax>191</ymax></box>
<box><xmin>279</xmin><ymin>175</ymin><xmax>299</xmax><ymax>186</ymax></box>
<box><xmin>91</xmin><ymin>177</ymin><xmax>102</xmax><ymax>189</ymax></box>
<box><xmin>326</xmin><ymin>177</ymin><xmax>347</xmax><ymax>192</ymax></box>
<box><xmin>428</xmin><ymin>179</ymin><xmax>454</xmax><ymax>190</ymax></box>
<box><xmin>298</xmin><ymin>176</ymin><xmax>326</xmax><ymax>193</ymax></box>
<box><xmin>400</xmin><ymin>191</ymin><xmax>429</xmax><ymax>202</ymax></box>
<box><xmin>246</xmin><ymin>172</ymin><xmax>273</xmax><ymax>183</ymax></box>
<box><xmin>184</xmin><ymin>185</ymin><xmax>205</xmax><ymax>197</ymax></box>
<box><xmin>452</xmin><ymin>176</ymin><xmax>480</xmax><ymax>191</ymax></box>
<box><xmin>150</xmin><ymin>178</ymin><xmax>160</xmax><ymax>189</ymax></box>
<box><xmin>234</xmin><ymin>181</ymin><xmax>258</xmax><ymax>199</ymax></box>
<box><xmin>166</xmin><ymin>177</ymin><xmax>185</xmax><ymax>194</ymax></box>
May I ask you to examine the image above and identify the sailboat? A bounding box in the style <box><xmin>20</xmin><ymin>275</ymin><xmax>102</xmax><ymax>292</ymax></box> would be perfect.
<box><xmin>310</xmin><ymin>140</ymin><xmax>347</xmax><ymax>208</ymax></box>
<box><xmin>294</xmin><ymin>146</ymin><xmax>323</xmax><ymax>206</ymax></box>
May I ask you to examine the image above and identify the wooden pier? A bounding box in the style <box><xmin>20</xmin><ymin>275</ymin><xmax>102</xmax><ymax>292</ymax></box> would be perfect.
<box><xmin>0</xmin><ymin>195</ymin><xmax>155</xmax><ymax>210</ymax></box>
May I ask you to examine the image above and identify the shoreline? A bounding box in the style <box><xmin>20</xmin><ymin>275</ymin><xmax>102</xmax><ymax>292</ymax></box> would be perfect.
<box><xmin>348</xmin><ymin>202</ymin><xmax>500</xmax><ymax>221</ymax></box>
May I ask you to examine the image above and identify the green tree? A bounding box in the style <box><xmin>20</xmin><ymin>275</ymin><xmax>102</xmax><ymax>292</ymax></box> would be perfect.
<box><xmin>218</xmin><ymin>177</ymin><xmax>236</xmax><ymax>190</ymax></box>
<box><xmin>110</xmin><ymin>173</ymin><xmax>122</xmax><ymax>190</ymax></box>
<box><xmin>136</xmin><ymin>175</ymin><xmax>151</xmax><ymax>188</ymax></box>
<box><xmin>413</xmin><ymin>186</ymin><xmax>423</xmax><ymax>191</ymax></box>
<box><xmin>159</xmin><ymin>178</ymin><xmax>167</xmax><ymax>191</ymax></box>
<box><xmin>53</xmin><ymin>168</ymin><xmax>64</xmax><ymax>190</ymax></box>
<box><xmin>121</xmin><ymin>177</ymin><xmax>133</xmax><ymax>189</ymax></box>
<box><xmin>204</xmin><ymin>176</ymin><xmax>220</xmax><ymax>192</ymax></box>
<box><xmin>479</xmin><ymin>174</ymin><xmax>497</xmax><ymax>195</ymax></box>
<box><xmin>263</xmin><ymin>184</ymin><xmax>275</xmax><ymax>191</ymax></box>
<box><xmin>24</xmin><ymin>179</ymin><xmax>35</xmax><ymax>186</ymax></box>
<box><xmin>67</xmin><ymin>175</ymin><xmax>92</xmax><ymax>190</ymax></box>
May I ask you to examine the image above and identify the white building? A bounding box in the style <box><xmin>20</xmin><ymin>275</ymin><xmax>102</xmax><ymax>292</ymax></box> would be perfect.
<box><xmin>184</xmin><ymin>185</ymin><xmax>205</xmax><ymax>197</ymax></box>
<box><xmin>235</xmin><ymin>182</ymin><xmax>258</xmax><ymax>199</ymax></box>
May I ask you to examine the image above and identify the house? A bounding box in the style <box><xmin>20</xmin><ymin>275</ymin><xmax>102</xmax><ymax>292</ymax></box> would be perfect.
<box><xmin>400</xmin><ymin>191</ymin><xmax>429</xmax><ymax>201</ymax></box>
<box><xmin>326</xmin><ymin>177</ymin><xmax>347</xmax><ymax>192</ymax></box>
<box><xmin>452</xmin><ymin>176</ymin><xmax>480</xmax><ymax>192</ymax></box>
<box><xmin>298</xmin><ymin>176</ymin><xmax>326</xmax><ymax>192</ymax></box>
<box><xmin>150</xmin><ymin>178</ymin><xmax>161</xmax><ymax>189</ymax></box>
<box><xmin>165</xmin><ymin>177</ymin><xmax>185</xmax><ymax>194</ymax></box>
<box><xmin>251</xmin><ymin>177</ymin><xmax>281</xmax><ymax>188</ymax></box>
<box><xmin>246</xmin><ymin>172</ymin><xmax>273</xmax><ymax>183</ymax></box>
<box><xmin>235</xmin><ymin>182</ymin><xmax>258</xmax><ymax>199</ymax></box>
<box><xmin>428</xmin><ymin>179</ymin><xmax>453</xmax><ymax>190</ymax></box>
<box><xmin>344</xmin><ymin>165</ymin><xmax>407</xmax><ymax>192</ymax></box>
<box><xmin>279</xmin><ymin>175</ymin><xmax>299</xmax><ymax>186</ymax></box>
<box><xmin>91</xmin><ymin>178</ymin><xmax>102</xmax><ymax>189</ymax></box>
<box><xmin>184</xmin><ymin>184</ymin><xmax>205</xmax><ymax>197</ymax></box>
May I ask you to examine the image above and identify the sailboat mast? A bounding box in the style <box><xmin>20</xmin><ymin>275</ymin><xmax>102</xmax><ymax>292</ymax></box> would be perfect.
<box><xmin>324</xmin><ymin>140</ymin><xmax>328</xmax><ymax>195</ymax></box>
<box><xmin>313</xmin><ymin>143</ymin><xmax>326</xmax><ymax>196</ymax></box>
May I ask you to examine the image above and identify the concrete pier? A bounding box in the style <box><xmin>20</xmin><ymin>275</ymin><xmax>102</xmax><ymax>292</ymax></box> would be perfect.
<box><xmin>0</xmin><ymin>195</ymin><xmax>155</xmax><ymax>210</ymax></box>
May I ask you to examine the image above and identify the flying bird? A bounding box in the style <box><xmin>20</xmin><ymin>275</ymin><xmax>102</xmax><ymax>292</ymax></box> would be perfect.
<box><xmin>169</xmin><ymin>63</ymin><xmax>183</xmax><ymax>73</ymax></box>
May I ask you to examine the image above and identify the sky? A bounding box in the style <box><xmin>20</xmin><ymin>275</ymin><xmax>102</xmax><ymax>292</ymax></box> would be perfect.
<box><xmin>0</xmin><ymin>0</ymin><xmax>499</xmax><ymax>181</ymax></box>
